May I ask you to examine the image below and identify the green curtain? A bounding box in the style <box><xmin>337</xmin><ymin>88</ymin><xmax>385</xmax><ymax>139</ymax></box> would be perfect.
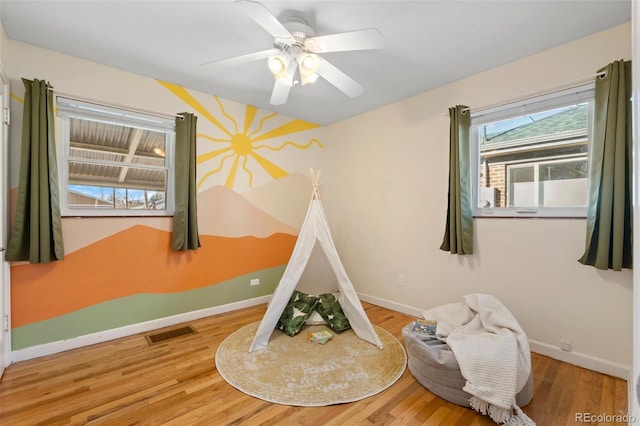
<box><xmin>578</xmin><ymin>60</ymin><xmax>632</xmax><ymax>270</ymax></box>
<box><xmin>440</xmin><ymin>105</ymin><xmax>473</xmax><ymax>254</ymax></box>
<box><xmin>5</xmin><ymin>78</ymin><xmax>64</xmax><ymax>263</ymax></box>
<box><xmin>172</xmin><ymin>112</ymin><xmax>201</xmax><ymax>251</ymax></box>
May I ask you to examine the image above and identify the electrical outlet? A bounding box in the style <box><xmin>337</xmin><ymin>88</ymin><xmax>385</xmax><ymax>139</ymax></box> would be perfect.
<box><xmin>396</xmin><ymin>274</ymin><xmax>406</xmax><ymax>287</ymax></box>
<box><xmin>560</xmin><ymin>339</ymin><xmax>573</xmax><ymax>352</ymax></box>
<box><xmin>250</xmin><ymin>278</ymin><xmax>260</xmax><ymax>286</ymax></box>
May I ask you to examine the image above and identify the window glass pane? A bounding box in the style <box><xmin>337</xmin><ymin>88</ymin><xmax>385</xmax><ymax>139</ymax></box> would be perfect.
<box><xmin>68</xmin><ymin>185</ymin><xmax>114</xmax><ymax>209</ymax></box>
<box><xmin>510</xmin><ymin>166</ymin><xmax>534</xmax><ymax>182</ymax></box>
<box><xmin>68</xmin><ymin>161</ymin><xmax>166</xmax><ymax>191</ymax></box>
<box><xmin>70</xmin><ymin>118</ymin><xmax>166</xmax><ymax>167</ymax></box>
<box><xmin>539</xmin><ymin>159</ymin><xmax>587</xmax><ymax>181</ymax></box>
<box><xmin>477</xmin><ymin>101</ymin><xmax>589</xmax><ymax>211</ymax></box>
<box><xmin>508</xmin><ymin>166</ymin><xmax>535</xmax><ymax>207</ymax></box>
<box><xmin>483</xmin><ymin>104</ymin><xmax>586</xmax><ymax>141</ymax></box>
<box><xmin>539</xmin><ymin>159</ymin><xmax>588</xmax><ymax>207</ymax></box>
<box><xmin>68</xmin><ymin>184</ymin><xmax>166</xmax><ymax>210</ymax></box>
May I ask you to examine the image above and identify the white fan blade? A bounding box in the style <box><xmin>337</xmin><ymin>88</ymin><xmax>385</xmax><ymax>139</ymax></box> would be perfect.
<box><xmin>305</xmin><ymin>28</ymin><xmax>383</xmax><ymax>53</ymax></box>
<box><xmin>270</xmin><ymin>80</ymin><xmax>292</xmax><ymax>105</ymax></box>
<box><xmin>270</xmin><ymin>57</ymin><xmax>298</xmax><ymax>105</ymax></box>
<box><xmin>315</xmin><ymin>57</ymin><xmax>364</xmax><ymax>98</ymax></box>
<box><xmin>201</xmin><ymin>48</ymin><xmax>280</xmax><ymax>68</ymax></box>
<box><xmin>236</xmin><ymin>0</ymin><xmax>294</xmax><ymax>44</ymax></box>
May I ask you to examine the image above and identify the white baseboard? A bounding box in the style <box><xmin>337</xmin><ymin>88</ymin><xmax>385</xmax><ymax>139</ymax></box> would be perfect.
<box><xmin>358</xmin><ymin>292</ymin><xmax>631</xmax><ymax>381</ymax></box>
<box><xmin>358</xmin><ymin>292</ymin><xmax>424</xmax><ymax>318</ymax></box>
<box><xmin>528</xmin><ymin>340</ymin><xmax>631</xmax><ymax>381</ymax></box>
<box><xmin>11</xmin><ymin>295</ymin><xmax>271</xmax><ymax>363</ymax></box>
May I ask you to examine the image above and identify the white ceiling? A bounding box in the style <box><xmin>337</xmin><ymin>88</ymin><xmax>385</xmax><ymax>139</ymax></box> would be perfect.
<box><xmin>0</xmin><ymin>0</ymin><xmax>632</xmax><ymax>125</ymax></box>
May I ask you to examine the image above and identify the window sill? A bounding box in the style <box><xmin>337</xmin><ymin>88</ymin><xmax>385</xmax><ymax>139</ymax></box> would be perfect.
<box><xmin>473</xmin><ymin>215</ymin><xmax>586</xmax><ymax>219</ymax></box>
<box><xmin>61</xmin><ymin>214</ymin><xmax>173</xmax><ymax>219</ymax></box>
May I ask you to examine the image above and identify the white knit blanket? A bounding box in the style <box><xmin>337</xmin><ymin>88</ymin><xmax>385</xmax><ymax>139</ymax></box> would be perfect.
<box><xmin>422</xmin><ymin>294</ymin><xmax>535</xmax><ymax>426</ymax></box>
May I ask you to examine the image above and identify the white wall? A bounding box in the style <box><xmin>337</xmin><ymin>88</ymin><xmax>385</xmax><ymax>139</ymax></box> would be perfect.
<box><xmin>321</xmin><ymin>23</ymin><xmax>633</xmax><ymax>373</ymax></box>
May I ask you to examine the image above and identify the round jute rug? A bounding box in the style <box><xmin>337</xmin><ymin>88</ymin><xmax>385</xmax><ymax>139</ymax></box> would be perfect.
<box><xmin>215</xmin><ymin>322</ymin><xmax>407</xmax><ymax>406</ymax></box>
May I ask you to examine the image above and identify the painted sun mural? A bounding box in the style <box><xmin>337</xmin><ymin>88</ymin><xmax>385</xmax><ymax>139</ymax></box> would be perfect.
<box><xmin>158</xmin><ymin>81</ymin><xmax>323</xmax><ymax>191</ymax></box>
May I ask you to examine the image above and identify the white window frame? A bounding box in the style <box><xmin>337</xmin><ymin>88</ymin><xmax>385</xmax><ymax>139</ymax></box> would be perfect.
<box><xmin>470</xmin><ymin>84</ymin><xmax>594</xmax><ymax>218</ymax></box>
<box><xmin>56</xmin><ymin>96</ymin><xmax>176</xmax><ymax>217</ymax></box>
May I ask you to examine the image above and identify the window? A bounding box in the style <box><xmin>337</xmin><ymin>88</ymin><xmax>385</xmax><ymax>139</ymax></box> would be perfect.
<box><xmin>57</xmin><ymin>97</ymin><xmax>175</xmax><ymax>216</ymax></box>
<box><xmin>471</xmin><ymin>85</ymin><xmax>593</xmax><ymax>217</ymax></box>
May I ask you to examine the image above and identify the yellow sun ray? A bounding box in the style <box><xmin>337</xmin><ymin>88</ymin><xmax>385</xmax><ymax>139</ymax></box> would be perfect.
<box><xmin>250</xmin><ymin>119</ymin><xmax>320</xmax><ymax>143</ymax></box>
<box><xmin>241</xmin><ymin>156</ymin><xmax>254</xmax><ymax>188</ymax></box>
<box><xmin>255</xmin><ymin>138</ymin><xmax>324</xmax><ymax>151</ymax></box>
<box><xmin>249</xmin><ymin>151</ymin><xmax>288</xmax><ymax>180</ymax></box>
<box><xmin>225</xmin><ymin>155</ymin><xmax>241</xmax><ymax>188</ymax></box>
<box><xmin>197</xmin><ymin>146</ymin><xmax>233</xmax><ymax>164</ymax></box>
<box><xmin>197</xmin><ymin>151</ymin><xmax>236</xmax><ymax>190</ymax></box>
<box><xmin>214</xmin><ymin>96</ymin><xmax>239</xmax><ymax>134</ymax></box>
<box><xmin>198</xmin><ymin>133</ymin><xmax>232</xmax><ymax>143</ymax></box>
<box><xmin>158</xmin><ymin>80</ymin><xmax>233</xmax><ymax>137</ymax></box>
<box><xmin>248</xmin><ymin>111</ymin><xmax>278</xmax><ymax>137</ymax></box>
<box><xmin>10</xmin><ymin>93</ymin><xmax>24</xmax><ymax>103</ymax></box>
<box><xmin>244</xmin><ymin>105</ymin><xmax>259</xmax><ymax>134</ymax></box>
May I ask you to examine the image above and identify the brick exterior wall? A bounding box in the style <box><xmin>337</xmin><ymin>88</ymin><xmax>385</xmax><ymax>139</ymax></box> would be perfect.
<box><xmin>487</xmin><ymin>163</ymin><xmax>506</xmax><ymax>207</ymax></box>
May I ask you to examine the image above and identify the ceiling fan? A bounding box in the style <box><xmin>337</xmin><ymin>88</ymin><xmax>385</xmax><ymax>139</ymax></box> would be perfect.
<box><xmin>202</xmin><ymin>0</ymin><xmax>384</xmax><ymax>105</ymax></box>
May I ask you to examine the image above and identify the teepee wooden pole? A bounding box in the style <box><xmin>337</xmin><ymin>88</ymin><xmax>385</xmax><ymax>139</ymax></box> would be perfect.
<box><xmin>310</xmin><ymin>168</ymin><xmax>321</xmax><ymax>200</ymax></box>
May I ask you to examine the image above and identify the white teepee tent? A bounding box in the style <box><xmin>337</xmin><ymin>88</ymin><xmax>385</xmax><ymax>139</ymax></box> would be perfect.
<box><xmin>249</xmin><ymin>170</ymin><xmax>383</xmax><ymax>352</ymax></box>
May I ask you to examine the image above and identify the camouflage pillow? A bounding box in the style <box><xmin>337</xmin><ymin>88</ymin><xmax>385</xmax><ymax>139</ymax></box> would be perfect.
<box><xmin>316</xmin><ymin>293</ymin><xmax>351</xmax><ymax>332</ymax></box>
<box><xmin>277</xmin><ymin>290</ymin><xmax>319</xmax><ymax>337</ymax></box>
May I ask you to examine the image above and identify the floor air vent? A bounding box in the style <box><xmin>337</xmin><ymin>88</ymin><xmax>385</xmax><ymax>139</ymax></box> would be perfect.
<box><xmin>145</xmin><ymin>326</ymin><xmax>197</xmax><ymax>346</ymax></box>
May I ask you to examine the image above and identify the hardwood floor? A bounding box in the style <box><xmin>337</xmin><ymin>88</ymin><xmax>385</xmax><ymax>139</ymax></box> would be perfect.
<box><xmin>0</xmin><ymin>303</ymin><xmax>629</xmax><ymax>425</ymax></box>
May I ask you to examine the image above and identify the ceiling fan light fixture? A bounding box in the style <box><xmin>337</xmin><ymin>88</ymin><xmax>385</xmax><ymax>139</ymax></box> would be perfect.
<box><xmin>299</xmin><ymin>70</ymin><xmax>319</xmax><ymax>86</ymax></box>
<box><xmin>268</xmin><ymin>54</ymin><xmax>288</xmax><ymax>79</ymax></box>
<box><xmin>297</xmin><ymin>53</ymin><xmax>319</xmax><ymax>86</ymax></box>
<box><xmin>299</xmin><ymin>53</ymin><xmax>318</xmax><ymax>72</ymax></box>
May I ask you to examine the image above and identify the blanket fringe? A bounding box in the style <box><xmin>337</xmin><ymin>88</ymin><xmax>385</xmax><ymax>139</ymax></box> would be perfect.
<box><xmin>469</xmin><ymin>397</ymin><xmax>536</xmax><ymax>426</ymax></box>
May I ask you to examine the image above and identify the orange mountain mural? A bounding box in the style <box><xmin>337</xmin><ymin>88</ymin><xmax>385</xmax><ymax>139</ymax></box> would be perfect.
<box><xmin>11</xmin><ymin>225</ymin><xmax>296</xmax><ymax>328</ymax></box>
